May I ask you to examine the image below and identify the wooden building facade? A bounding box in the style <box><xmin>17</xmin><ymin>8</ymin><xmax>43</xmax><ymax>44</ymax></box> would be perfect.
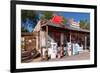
<box><xmin>40</xmin><ymin>20</ymin><xmax>90</xmax><ymax>51</ymax></box>
<box><xmin>21</xmin><ymin>19</ymin><xmax>90</xmax><ymax>60</ymax></box>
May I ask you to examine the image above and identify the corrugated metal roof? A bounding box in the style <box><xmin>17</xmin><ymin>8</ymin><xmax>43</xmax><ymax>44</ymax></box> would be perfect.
<box><xmin>66</xmin><ymin>25</ymin><xmax>90</xmax><ymax>33</ymax></box>
<box><xmin>44</xmin><ymin>21</ymin><xmax>90</xmax><ymax>33</ymax></box>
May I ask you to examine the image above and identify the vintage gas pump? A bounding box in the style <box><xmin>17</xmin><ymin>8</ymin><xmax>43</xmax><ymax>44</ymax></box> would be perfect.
<box><xmin>48</xmin><ymin>43</ymin><xmax>57</xmax><ymax>59</ymax></box>
<box><xmin>67</xmin><ymin>42</ymin><xmax>72</xmax><ymax>56</ymax></box>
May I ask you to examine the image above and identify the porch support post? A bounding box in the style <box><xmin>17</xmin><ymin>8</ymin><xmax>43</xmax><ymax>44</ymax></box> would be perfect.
<box><xmin>45</xmin><ymin>25</ymin><xmax>48</xmax><ymax>60</ymax></box>
<box><xmin>36</xmin><ymin>32</ymin><xmax>38</xmax><ymax>50</ymax></box>
<box><xmin>61</xmin><ymin>33</ymin><xmax>63</xmax><ymax>45</ymax></box>
<box><xmin>85</xmin><ymin>35</ymin><xmax>87</xmax><ymax>50</ymax></box>
<box><xmin>70</xmin><ymin>31</ymin><xmax>71</xmax><ymax>43</ymax></box>
<box><xmin>39</xmin><ymin>30</ymin><xmax>42</xmax><ymax>60</ymax></box>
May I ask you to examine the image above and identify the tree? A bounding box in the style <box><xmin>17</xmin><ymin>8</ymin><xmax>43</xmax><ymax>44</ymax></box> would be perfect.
<box><xmin>62</xmin><ymin>16</ymin><xmax>67</xmax><ymax>24</ymax></box>
<box><xmin>40</xmin><ymin>11</ymin><xmax>68</xmax><ymax>24</ymax></box>
<box><xmin>80</xmin><ymin>20</ymin><xmax>85</xmax><ymax>28</ymax></box>
<box><xmin>85</xmin><ymin>22</ymin><xmax>90</xmax><ymax>30</ymax></box>
<box><xmin>79</xmin><ymin>19</ymin><xmax>90</xmax><ymax>30</ymax></box>
<box><xmin>21</xmin><ymin>10</ymin><xmax>40</xmax><ymax>32</ymax></box>
<box><xmin>40</xmin><ymin>11</ymin><xmax>53</xmax><ymax>20</ymax></box>
<box><xmin>21</xmin><ymin>10</ymin><xmax>37</xmax><ymax>21</ymax></box>
<box><xmin>21</xmin><ymin>27</ymin><xmax>28</xmax><ymax>32</ymax></box>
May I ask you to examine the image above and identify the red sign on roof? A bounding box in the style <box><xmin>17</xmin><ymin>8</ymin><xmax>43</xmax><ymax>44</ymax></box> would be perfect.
<box><xmin>51</xmin><ymin>15</ymin><xmax>63</xmax><ymax>24</ymax></box>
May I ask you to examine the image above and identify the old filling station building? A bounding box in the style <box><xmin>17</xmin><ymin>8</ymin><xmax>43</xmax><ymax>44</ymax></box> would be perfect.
<box><xmin>21</xmin><ymin>16</ymin><xmax>90</xmax><ymax>61</ymax></box>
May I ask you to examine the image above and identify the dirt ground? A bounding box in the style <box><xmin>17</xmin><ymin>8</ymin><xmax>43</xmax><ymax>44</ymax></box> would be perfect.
<box><xmin>31</xmin><ymin>50</ymin><xmax>90</xmax><ymax>62</ymax></box>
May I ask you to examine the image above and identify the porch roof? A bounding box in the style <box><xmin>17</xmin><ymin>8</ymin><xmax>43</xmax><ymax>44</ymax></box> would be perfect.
<box><xmin>41</xmin><ymin>21</ymin><xmax>90</xmax><ymax>33</ymax></box>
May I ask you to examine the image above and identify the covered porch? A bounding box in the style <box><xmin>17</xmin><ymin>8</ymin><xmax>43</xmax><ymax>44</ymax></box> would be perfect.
<box><xmin>40</xmin><ymin>21</ymin><xmax>90</xmax><ymax>59</ymax></box>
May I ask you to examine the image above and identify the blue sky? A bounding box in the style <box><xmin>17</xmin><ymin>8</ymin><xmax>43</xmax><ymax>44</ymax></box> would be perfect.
<box><xmin>58</xmin><ymin>12</ymin><xmax>90</xmax><ymax>23</ymax></box>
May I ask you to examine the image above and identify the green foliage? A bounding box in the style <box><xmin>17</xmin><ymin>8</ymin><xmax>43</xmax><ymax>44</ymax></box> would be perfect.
<box><xmin>85</xmin><ymin>22</ymin><xmax>90</xmax><ymax>30</ymax></box>
<box><xmin>62</xmin><ymin>16</ymin><xmax>67</xmax><ymax>24</ymax></box>
<box><xmin>79</xmin><ymin>19</ymin><xmax>90</xmax><ymax>30</ymax></box>
<box><xmin>21</xmin><ymin>10</ymin><xmax>37</xmax><ymax>21</ymax></box>
<box><xmin>40</xmin><ymin>11</ymin><xmax>53</xmax><ymax>20</ymax></box>
<box><xmin>80</xmin><ymin>20</ymin><xmax>86</xmax><ymax>28</ymax></box>
<box><xmin>21</xmin><ymin>27</ymin><xmax>28</xmax><ymax>32</ymax></box>
<box><xmin>40</xmin><ymin>11</ymin><xmax>68</xmax><ymax>24</ymax></box>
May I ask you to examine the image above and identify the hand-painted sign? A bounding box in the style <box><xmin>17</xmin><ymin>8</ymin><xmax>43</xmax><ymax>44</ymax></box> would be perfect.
<box><xmin>68</xmin><ymin>18</ymin><xmax>80</xmax><ymax>28</ymax></box>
